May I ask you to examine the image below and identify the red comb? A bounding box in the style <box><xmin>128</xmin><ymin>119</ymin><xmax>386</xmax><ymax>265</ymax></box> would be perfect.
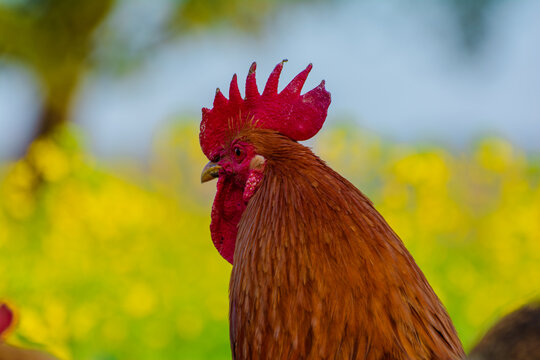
<box><xmin>200</xmin><ymin>61</ymin><xmax>331</xmax><ymax>159</ymax></box>
<box><xmin>0</xmin><ymin>303</ymin><xmax>13</xmax><ymax>337</ymax></box>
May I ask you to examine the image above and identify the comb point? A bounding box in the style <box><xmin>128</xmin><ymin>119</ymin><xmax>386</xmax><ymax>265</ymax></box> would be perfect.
<box><xmin>229</xmin><ymin>74</ymin><xmax>242</xmax><ymax>103</ymax></box>
<box><xmin>213</xmin><ymin>88</ymin><xmax>227</xmax><ymax>107</ymax></box>
<box><xmin>263</xmin><ymin>60</ymin><xmax>286</xmax><ymax>96</ymax></box>
<box><xmin>249</xmin><ymin>62</ymin><xmax>257</xmax><ymax>74</ymax></box>
<box><xmin>282</xmin><ymin>63</ymin><xmax>313</xmax><ymax>96</ymax></box>
<box><xmin>246</xmin><ymin>62</ymin><xmax>259</xmax><ymax>99</ymax></box>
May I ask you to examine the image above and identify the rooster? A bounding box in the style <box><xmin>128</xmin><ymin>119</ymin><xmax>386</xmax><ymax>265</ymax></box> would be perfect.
<box><xmin>469</xmin><ymin>302</ymin><xmax>540</xmax><ymax>360</ymax></box>
<box><xmin>200</xmin><ymin>61</ymin><xmax>465</xmax><ymax>359</ymax></box>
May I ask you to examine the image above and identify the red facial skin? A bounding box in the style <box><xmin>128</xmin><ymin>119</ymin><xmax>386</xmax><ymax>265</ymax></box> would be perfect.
<box><xmin>210</xmin><ymin>140</ymin><xmax>264</xmax><ymax>264</ymax></box>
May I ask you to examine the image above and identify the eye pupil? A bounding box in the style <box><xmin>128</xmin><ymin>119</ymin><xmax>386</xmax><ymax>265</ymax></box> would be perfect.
<box><xmin>234</xmin><ymin>147</ymin><xmax>242</xmax><ymax>156</ymax></box>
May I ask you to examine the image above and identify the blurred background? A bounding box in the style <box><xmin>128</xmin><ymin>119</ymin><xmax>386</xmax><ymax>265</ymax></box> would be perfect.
<box><xmin>0</xmin><ymin>0</ymin><xmax>539</xmax><ymax>358</ymax></box>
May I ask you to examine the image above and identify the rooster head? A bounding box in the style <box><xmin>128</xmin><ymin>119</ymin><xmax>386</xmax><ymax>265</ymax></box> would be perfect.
<box><xmin>199</xmin><ymin>60</ymin><xmax>331</xmax><ymax>263</ymax></box>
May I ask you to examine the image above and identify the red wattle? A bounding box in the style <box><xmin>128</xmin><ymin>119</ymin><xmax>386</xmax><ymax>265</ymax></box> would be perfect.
<box><xmin>210</xmin><ymin>177</ymin><xmax>246</xmax><ymax>264</ymax></box>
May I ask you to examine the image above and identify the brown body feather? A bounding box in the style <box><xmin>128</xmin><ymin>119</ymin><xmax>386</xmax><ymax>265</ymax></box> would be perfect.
<box><xmin>229</xmin><ymin>129</ymin><xmax>465</xmax><ymax>359</ymax></box>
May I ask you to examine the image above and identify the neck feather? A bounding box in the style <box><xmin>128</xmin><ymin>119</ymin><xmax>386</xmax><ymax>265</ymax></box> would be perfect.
<box><xmin>229</xmin><ymin>130</ymin><xmax>464</xmax><ymax>359</ymax></box>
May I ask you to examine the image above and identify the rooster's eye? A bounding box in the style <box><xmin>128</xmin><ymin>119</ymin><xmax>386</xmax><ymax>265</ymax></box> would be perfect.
<box><xmin>234</xmin><ymin>147</ymin><xmax>242</xmax><ymax>157</ymax></box>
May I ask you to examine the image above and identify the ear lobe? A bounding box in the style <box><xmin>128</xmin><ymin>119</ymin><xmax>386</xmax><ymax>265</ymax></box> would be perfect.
<box><xmin>244</xmin><ymin>155</ymin><xmax>266</xmax><ymax>203</ymax></box>
<box><xmin>249</xmin><ymin>155</ymin><xmax>266</xmax><ymax>171</ymax></box>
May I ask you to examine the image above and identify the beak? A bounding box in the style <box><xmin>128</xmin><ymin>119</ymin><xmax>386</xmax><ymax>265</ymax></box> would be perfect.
<box><xmin>201</xmin><ymin>161</ymin><xmax>221</xmax><ymax>183</ymax></box>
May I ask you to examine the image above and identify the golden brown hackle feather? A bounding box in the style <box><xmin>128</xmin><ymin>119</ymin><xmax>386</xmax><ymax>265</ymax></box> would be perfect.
<box><xmin>229</xmin><ymin>128</ymin><xmax>465</xmax><ymax>359</ymax></box>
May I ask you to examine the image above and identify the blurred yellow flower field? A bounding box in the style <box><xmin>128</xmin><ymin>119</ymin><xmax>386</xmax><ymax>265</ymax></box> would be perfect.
<box><xmin>1</xmin><ymin>123</ymin><xmax>539</xmax><ymax>359</ymax></box>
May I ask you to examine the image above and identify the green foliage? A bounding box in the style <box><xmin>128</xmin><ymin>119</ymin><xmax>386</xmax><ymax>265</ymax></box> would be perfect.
<box><xmin>0</xmin><ymin>0</ymin><xmax>114</xmax><ymax>93</ymax></box>
<box><xmin>0</xmin><ymin>122</ymin><xmax>539</xmax><ymax>359</ymax></box>
<box><xmin>0</xmin><ymin>0</ymin><xmax>114</xmax><ymax>140</ymax></box>
<box><xmin>171</xmin><ymin>0</ymin><xmax>315</xmax><ymax>32</ymax></box>
<box><xmin>173</xmin><ymin>0</ymin><xmax>271</xmax><ymax>31</ymax></box>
